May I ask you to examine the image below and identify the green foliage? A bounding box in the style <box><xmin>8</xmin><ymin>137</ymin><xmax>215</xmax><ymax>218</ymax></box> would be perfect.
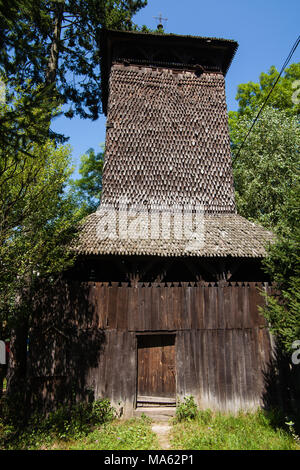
<box><xmin>0</xmin><ymin>86</ymin><xmax>82</xmax><ymax>329</ymax></box>
<box><xmin>171</xmin><ymin>409</ymin><xmax>300</xmax><ymax>450</ymax></box>
<box><xmin>231</xmin><ymin>107</ymin><xmax>300</xmax><ymax>229</ymax></box>
<box><xmin>229</xmin><ymin>63</ymin><xmax>300</xmax><ymax>119</ymax></box>
<box><xmin>0</xmin><ymin>398</ymin><xmax>116</xmax><ymax>449</ymax></box>
<box><xmin>0</xmin><ymin>0</ymin><xmax>149</xmax><ymax>121</ymax></box>
<box><xmin>71</xmin><ymin>146</ymin><xmax>104</xmax><ymax>215</ymax></box>
<box><xmin>175</xmin><ymin>396</ymin><xmax>198</xmax><ymax>422</ymax></box>
<box><xmin>261</xmin><ymin>186</ymin><xmax>300</xmax><ymax>353</ymax></box>
<box><xmin>2</xmin><ymin>406</ymin><xmax>299</xmax><ymax>450</ymax></box>
<box><xmin>229</xmin><ymin>62</ymin><xmax>300</xmax><ymax>356</ymax></box>
<box><xmin>0</xmin><ymin>79</ymin><xmax>64</xmax><ymax>155</ymax></box>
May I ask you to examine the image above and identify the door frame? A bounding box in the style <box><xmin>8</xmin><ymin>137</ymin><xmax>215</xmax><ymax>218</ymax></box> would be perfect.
<box><xmin>135</xmin><ymin>331</ymin><xmax>177</xmax><ymax>407</ymax></box>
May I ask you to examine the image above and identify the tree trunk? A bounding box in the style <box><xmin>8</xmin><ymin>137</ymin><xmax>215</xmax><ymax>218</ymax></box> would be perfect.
<box><xmin>45</xmin><ymin>2</ymin><xmax>64</xmax><ymax>86</ymax></box>
<box><xmin>0</xmin><ymin>322</ymin><xmax>4</xmax><ymax>400</ymax></box>
<box><xmin>6</xmin><ymin>314</ymin><xmax>29</xmax><ymax>398</ymax></box>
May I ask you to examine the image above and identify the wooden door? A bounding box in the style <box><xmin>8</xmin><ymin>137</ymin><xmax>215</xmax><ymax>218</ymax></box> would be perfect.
<box><xmin>137</xmin><ymin>335</ymin><xmax>176</xmax><ymax>401</ymax></box>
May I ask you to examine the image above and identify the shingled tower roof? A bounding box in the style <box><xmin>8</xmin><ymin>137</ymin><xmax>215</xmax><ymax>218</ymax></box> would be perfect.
<box><xmin>74</xmin><ymin>30</ymin><xmax>273</xmax><ymax>257</ymax></box>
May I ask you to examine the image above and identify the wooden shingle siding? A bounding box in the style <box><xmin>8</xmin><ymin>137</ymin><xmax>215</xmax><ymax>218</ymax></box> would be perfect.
<box><xmin>73</xmin><ymin>60</ymin><xmax>274</xmax><ymax>258</ymax></box>
<box><xmin>74</xmin><ymin>212</ymin><xmax>274</xmax><ymax>258</ymax></box>
<box><xmin>102</xmin><ymin>67</ymin><xmax>235</xmax><ymax>212</ymax></box>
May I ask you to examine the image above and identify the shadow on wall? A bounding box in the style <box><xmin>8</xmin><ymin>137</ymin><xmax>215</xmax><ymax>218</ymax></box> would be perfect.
<box><xmin>262</xmin><ymin>343</ymin><xmax>300</xmax><ymax>433</ymax></box>
<box><xmin>28</xmin><ymin>279</ymin><xmax>106</xmax><ymax>413</ymax></box>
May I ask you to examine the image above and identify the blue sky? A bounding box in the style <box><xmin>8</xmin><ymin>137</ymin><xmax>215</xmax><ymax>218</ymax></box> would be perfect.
<box><xmin>51</xmin><ymin>0</ymin><xmax>300</xmax><ymax>177</ymax></box>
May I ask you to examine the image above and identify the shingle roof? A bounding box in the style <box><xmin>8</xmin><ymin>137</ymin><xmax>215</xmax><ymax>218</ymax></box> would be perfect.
<box><xmin>73</xmin><ymin>31</ymin><xmax>274</xmax><ymax>259</ymax></box>
<box><xmin>73</xmin><ymin>212</ymin><xmax>274</xmax><ymax>258</ymax></box>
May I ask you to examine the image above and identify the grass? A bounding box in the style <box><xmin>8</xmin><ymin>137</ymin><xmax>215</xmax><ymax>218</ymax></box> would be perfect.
<box><xmin>1</xmin><ymin>395</ymin><xmax>300</xmax><ymax>450</ymax></box>
<box><xmin>52</xmin><ymin>417</ymin><xmax>160</xmax><ymax>450</ymax></box>
<box><xmin>0</xmin><ymin>415</ymin><xmax>160</xmax><ymax>450</ymax></box>
<box><xmin>170</xmin><ymin>409</ymin><xmax>300</xmax><ymax>450</ymax></box>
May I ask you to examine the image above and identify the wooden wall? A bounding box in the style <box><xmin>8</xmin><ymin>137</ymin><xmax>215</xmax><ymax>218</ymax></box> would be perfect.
<box><xmin>30</xmin><ymin>281</ymin><xmax>274</xmax><ymax>415</ymax></box>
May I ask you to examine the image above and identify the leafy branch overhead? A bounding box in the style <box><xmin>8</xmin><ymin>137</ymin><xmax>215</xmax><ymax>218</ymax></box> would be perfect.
<box><xmin>0</xmin><ymin>0</ymin><xmax>149</xmax><ymax>121</ymax></box>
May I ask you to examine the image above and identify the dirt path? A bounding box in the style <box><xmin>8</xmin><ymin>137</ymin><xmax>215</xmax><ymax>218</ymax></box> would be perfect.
<box><xmin>151</xmin><ymin>422</ymin><xmax>172</xmax><ymax>450</ymax></box>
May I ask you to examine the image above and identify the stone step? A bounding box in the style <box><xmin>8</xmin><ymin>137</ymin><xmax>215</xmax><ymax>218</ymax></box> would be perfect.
<box><xmin>134</xmin><ymin>406</ymin><xmax>176</xmax><ymax>422</ymax></box>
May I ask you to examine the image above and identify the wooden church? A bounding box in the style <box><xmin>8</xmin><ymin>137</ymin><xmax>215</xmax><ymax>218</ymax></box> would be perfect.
<box><xmin>29</xmin><ymin>29</ymin><xmax>275</xmax><ymax>417</ymax></box>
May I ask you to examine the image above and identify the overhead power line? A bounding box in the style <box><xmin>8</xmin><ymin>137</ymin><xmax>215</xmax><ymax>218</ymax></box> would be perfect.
<box><xmin>233</xmin><ymin>34</ymin><xmax>300</xmax><ymax>161</ymax></box>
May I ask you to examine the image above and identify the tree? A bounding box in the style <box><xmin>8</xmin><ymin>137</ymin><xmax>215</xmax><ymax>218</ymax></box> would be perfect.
<box><xmin>0</xmin><ymin>0</ymin><xmax>149</xmax><ymax>122</ymax></box>
<box><xmin>262</xmin><ymin>184</ymin><xmax>300</xmax><ymax>353</ymax></box>
<box><xmin>229</xmin><ymin>65</ymin><xmax>300</xmax><ymax>358</ymax></box>
<box><xmin>0</xmin><ymin>88</ymin><xmax>81</xmax><ymax>404</ymax></box>
<box><xmin>229</xmin><ymin>63</ymin><xmax>300</xmax><ymax>121</ymax></box>
<box><xmin>0</xmin><ymin>79</ymin><xmax>63</xmax><ymax>159</ymax></box>
<box><xmin>231</xmin><ymin>107</ymin><xmax>300</xmax><ymax>229</ymax></box>
<box><xmin>71</xmin><ymin>146</ymin><xmax>104</xmax><ymax>215</ymax></box>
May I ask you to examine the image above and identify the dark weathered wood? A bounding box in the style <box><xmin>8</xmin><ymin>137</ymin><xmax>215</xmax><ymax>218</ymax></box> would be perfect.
<box><xmin>137</xmin><ymin>335</ymin><xmax>176</xmax><ymax>399</ymax></box>
<box><xmin>30</xmin><ymin>280</ymin><xmax>275</xmax><ymax>414</ymax></box>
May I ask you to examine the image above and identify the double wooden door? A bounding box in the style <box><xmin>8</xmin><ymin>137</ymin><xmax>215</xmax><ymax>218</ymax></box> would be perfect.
<box><xmin>137</xmin><ymin>334</ymin><xmax>176</xmax><ymax>401</ymax></box>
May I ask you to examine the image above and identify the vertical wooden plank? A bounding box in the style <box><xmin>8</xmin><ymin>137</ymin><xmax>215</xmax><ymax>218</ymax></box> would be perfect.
<box><xmin>137</xmin><ymin>286</ymin><xmax>144</xmax><ymax>331</ymax></box>
<box><xmin>237</xmin><ymin>329</ymin><xmax>247</xmax><ymax>410</ymax></box>
<box><xmin>203</xmin><ymin>286</ymin><xmax>210</xmax><ymax>330</ymax></box>
<box><xmin>162</xmin><ymin>336</ymin><xmax>176</xmax><ymax>396</ymax></box>
<box><xmin>236</xmin><ymin>285</ymin><xmax>244</xmax><ymax>329</ymax></box>
<box><xmin>151</xmin><ymin>287</ymin><xmax>158</xmax><ymax>330</ymax></box>
<box><xmin>207</xmin><ymin>287</ymin><xmax>215</xmax><ymax>330</ymax></box>
<box><xmin>195</xmin><ymin>286</ymin><xmax>204</xmax><ymax>330</ymax></box>
<box><xmin>127</xmin><ymin>286</ymin><xmax>137</xmax><ymax>331</ymax></box>
<box><xmin>207</xmin><ymin>329</ymin><xmax>217</xmax><ymax>409</ymax></box>
<box><xmin>107</xmin><ymin>285</ymin><xmax>118</xmax><ymax>329</ymax></box>
<box><xmin>173</xmin><ymin>286</ymin><xmax>181</xmax><ymax>330</ymax></box>
<box><xmin>228</xmin><ymin>328</ymin><xmax>237</xmax><ymax>412</ymax></box>
<box><xmin>183</xmin><ymin>331</ymin><xmax>192</xmax><ymax>397</ymax></box>
<box><xmin>181</xmin><ymin>286</ymin><xmax>190</xmax><ymax>330</ymax></box>
<box><xmin>224</xmin><ymin>329</ymin><xmax>234</xmax><ymax>412</ymax></box>
<box><xmin>143</xmin><ymin>287</ymin><xmax>152</xmax><ymax>331</ymax></box>
<box><xmin>175</xmin><ymin>331</ymin><xmax>185</xmax><ymax>399</ymax></box>
<box><xmin>216</xmin><ymin>328</ymin><xmax>226</xmax><ymax>411</ymax></box>
<box><xmin>95</xmin><ymin>284</ymin><xmax>103</xmax><ymax>329</ymax></box>
<box><xmin>256</xmin><ymin>283</ymin><xmax>267</xmax><ymax>326</ymax></box>
<box><xmin>243</xmin><ymin>328</ymin><xmax>253</xmax><ymax>408</ymax></box>
<box><xmin>159</xmin><ymin>286</ymin><xmax>167</xmax><ymax>330</ymax></box>
<box><xmin>112</xmin><ymin>330</ymin><xmax>124</xmax><ymax>403</ymax></box>
<box><xmin>230</xmin><ymin>285</ymin><xmax>237</xmax><ymax>329</ymax></box>
<box><xmin>217</xmin><ymin>284</ymin><xmax>225</xmax><ymax>329</ymax></box>
<box><xmin>166</xmin><ymin>287</ymin><xmax>174</xmax><ymax>331</ymax></box>
<box><xmin>116</xmin><ymin>287</ymin><xmax>128</xmax><ymax>330</ymax></box>
<box><xmin>103</xmin><ymin>330</ymin><xmax>112</xmax><ymax>396</ymax></box>
<box><xmin>251</xmin><ymin>327</ymin><xmax>261</xmax><ymax>407</ymax></box>
<box><xmin>195</xmin><ymin>330</ymin><xmax>203</xmax><ymax>408</ymax></box>
<box><xmin>190</xmin><ymin>329</ymin><xmax>199</xmax><ymax>398</ymax></box>
<box><xmin>202</xmin><ymin>329</ymin><xmax>210</xmax><ymax>408</ymax></box>
<box><xmin>242</xmin><ymin>285</ymin><xmax>250</xmax><ymax>328</ymax></box>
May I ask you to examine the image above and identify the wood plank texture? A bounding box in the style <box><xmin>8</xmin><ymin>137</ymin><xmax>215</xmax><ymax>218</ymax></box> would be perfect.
<box><xmin>31</xmin><ymin>281</ymin><xmax>274</xmax><ymax>414</ymax></box>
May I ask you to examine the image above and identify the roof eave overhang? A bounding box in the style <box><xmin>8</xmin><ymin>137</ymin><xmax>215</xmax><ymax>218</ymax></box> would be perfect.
<box><xmin>98</xmin><ymin>29</ymin><xmax>238</xmax><ymax>115</ymax></box>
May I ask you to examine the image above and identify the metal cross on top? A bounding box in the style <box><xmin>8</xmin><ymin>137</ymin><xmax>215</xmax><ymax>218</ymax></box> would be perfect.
<box><xmin>153</xmin><ymin>12</ymin><xmax>168</xmax><ymax>30</ymax></box>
